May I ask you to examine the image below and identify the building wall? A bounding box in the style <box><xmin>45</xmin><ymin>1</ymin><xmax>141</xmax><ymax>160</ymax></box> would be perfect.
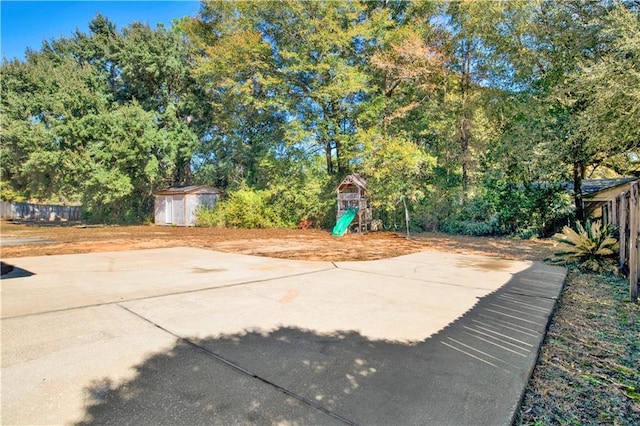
<box><xmin>154</xmin><ymin>194</ymin><xmax>185</xmax><ymax>226</ymax></box>
<box><xmin>185</xmin><ymin>193</ymin><xmax>218</xmax><ymax>226</ymax></box>
<box><xmin>586</xmin><ymin>181</ymin><xmax>640</xmax><ymax>220</ymax></box>
<box><xmin>154</xmin><ymin>191</ymin><xmax>218</xmax><ymax>226</ymax></box>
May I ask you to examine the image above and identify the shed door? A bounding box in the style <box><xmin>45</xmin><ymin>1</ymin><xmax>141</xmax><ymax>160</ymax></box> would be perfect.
<box><xmin>165</xmin><ymin>197</ymin><xmax>172</xmax><ymax>224</ymax></box>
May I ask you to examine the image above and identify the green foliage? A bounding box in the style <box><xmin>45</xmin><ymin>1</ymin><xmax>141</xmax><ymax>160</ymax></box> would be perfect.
<box><xmin>267</xmin><ymin>180</ymin><xmax>335</xmax><ymax>230</ymax></box>
<box><xmin>440</xmin><ymin>197</ymin><xmax>501</xmax><ymax>236</ymax></box>
<box><xmin>413</xmin><ymin>180</ymin><xmax>571</xmax><ymax>238</ymax></box>
<box><xmin>197</xmin><ymin>171</ymin><xmax>337</xmax><ymax>230</ymax></box>
<box><xmin>570</xmin><ymin>5</ymin><xmax>640</xmax><ymax>177</ymax></box>
<box><xmin>550</xmin><ymin>221</ymin><xmax>620</xmax><ymax>274</ymax></box>
<box><xmin>2</xmin><ymin>1</ymin><xmax>639</xmax><ymax>227</ymax></box>
<box><xmin>184</xmin><ymin>0</ymin><xmax>372</xmax><ymax>177</ymax></box>
<box><xmin>195</xmin><ymin>205</ymin><xmax>225</xmax><ymax>228</ymax></box>
<box><xmin>359</xmin><ymin>131</ymin><xmax>436</xmax><ymax>236</ymax></box>
<box><xmin>0</xmin><ymin>180</ymin><xmax>26</xmax><ymax>202</ymax></box>
<box><xmin>360</xmin><ymin>131</ymin><xmax>436</xmax><ymax>210</ymax></box>
<box><xmin>0</xmin><ymin>16</ymin><xmax>198</xmax><ymax>223</ymax></box>
<box><xmin>483</xmin><ymin>181</ymin><xmax>573</xmax><ymax>238</ymax></box>
<box><xmin>198</xmin><ymin>187</ymin><xmax>284</xmax><ymax>229</ymax></box>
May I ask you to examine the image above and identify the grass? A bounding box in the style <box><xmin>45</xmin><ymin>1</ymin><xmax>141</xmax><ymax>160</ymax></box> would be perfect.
<box><xmin>517</xmin><ymin>270</ymin><xmax>640</xmax><ymax>425</ymax></box>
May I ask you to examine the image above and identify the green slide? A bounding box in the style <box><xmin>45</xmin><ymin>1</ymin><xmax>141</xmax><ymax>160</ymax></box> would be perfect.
<box><xmin>331</xmin><ymin>207</ymin><xmax>358</xmax><ymax>236</ymax></box>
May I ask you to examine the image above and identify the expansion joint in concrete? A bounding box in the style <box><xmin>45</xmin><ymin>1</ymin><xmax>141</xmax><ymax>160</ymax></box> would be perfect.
<box><xmin>117</xmin><ymin>304</ymin><xmax>358</xmax><ymax>426</ymax></box>
<box><xmin>2</xmin><ymin>267</ymin><xmax>337</xmax><ymax>320</ymax></box>
<box><xmin>335</xmin><ymin>266</ymin><xmax>497</xmax><ymax>290</ymax></box>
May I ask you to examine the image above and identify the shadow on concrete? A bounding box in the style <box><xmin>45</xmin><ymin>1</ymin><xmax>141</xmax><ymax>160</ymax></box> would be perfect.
<box><xmin>77</xmin><ymin>263</ymin><xmax>566</xmax><ymax>426</ymax></box>
<box><xmin>0</xmin><ymin>265</ymin><xmax>34</xmax><ymax>279</ymax></box>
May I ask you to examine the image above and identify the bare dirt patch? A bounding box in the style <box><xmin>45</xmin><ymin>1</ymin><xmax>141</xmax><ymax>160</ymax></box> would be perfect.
<box><xmin>0</xmin><ymin>221</ymin><xmax>555</xmax><ymax>262</ymax></box>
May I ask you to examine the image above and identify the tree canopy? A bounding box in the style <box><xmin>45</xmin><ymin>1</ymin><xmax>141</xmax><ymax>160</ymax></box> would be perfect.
<box><xmin>1</xmin><ymin>1</ymin><xmax>638</xmax><ymax>231</ymax></box>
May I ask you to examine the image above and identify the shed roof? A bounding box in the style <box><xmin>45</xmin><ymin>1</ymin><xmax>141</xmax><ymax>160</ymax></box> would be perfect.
<box><xmin>337</xmin><ymin>173</ymin><xmax>367</xmax><ymax>191</ymax></box>
<box><xmin>561</xmin><ymin>177</ymin><xmax>639</xmax><ymax>196</ymax></box>
<box><xmin>154</xmin><ymin>185</ymin><xmax>221</xmax><ymax>196</ymax></box>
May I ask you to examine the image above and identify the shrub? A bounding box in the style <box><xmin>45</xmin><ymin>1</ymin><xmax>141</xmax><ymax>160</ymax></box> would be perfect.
<box><xmin>549</xmin><ymin>220</ymin><xmax>619</xmax><ymax>274</ymax></box>
<box><xmin>195</xmin><ymin>205</ymin><xmax>225</xmax><ymax>227</ymax></box>
<box><xmin>0</xmin><ymin>180</ymin><xmax>26</xmax><ymax>202</ymax></box>
<box><xmin>267</xmin><ymin>179</ymin><xmax>335</xmax><ymax>229</ymax></box>
<box><xmin>196</xmin><ymin>187</ymin><xmax>285</xmax><ymax>229</ymax></box>
<box><xmin>439</xmin><ymin>196</ymin><xmax>501</xmax><ymax>236</ymax></box>
<box><xmin>441</xmin><ymin>216</ymin><xmax>501</xmax><ymax>236</ymax></box>
<box><xmin>483</xmin><ymin>180</ymin><xmax>573</xmax><ymax>237</ymax></box>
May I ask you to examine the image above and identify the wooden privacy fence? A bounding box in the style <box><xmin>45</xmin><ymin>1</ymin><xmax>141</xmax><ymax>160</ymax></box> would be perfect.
<box><xmin>0</xmin><ymin>201</ymin><xmax>83</xmax><ymax>222</ymax></box>
<box><xmin>602</xmin><ymin>181</ymin><xmax>639</xmax><ymax>302</ymax></box>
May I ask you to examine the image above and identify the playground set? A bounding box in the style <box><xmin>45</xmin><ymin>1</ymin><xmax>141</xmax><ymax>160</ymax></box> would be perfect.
<box><xmin>332</xmin><ymin>173</ymin><xmax>372</xmax><ymax>236</ymax></box>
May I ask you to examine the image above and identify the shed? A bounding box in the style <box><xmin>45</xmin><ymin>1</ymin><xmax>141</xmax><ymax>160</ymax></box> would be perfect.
<box><xmin>154</xmin><ymin>185</ymin><xmax>221</xmax><ymax>226</ymax></box>
<box><xmin>336</xmin><ymin>173</ymin><xmax>372</xmax><ymax>233</ymax></box>
<box><xmin>563</xmin><ymin>177</ymin><xmax>640</xmax><ymax>219</ymax></box>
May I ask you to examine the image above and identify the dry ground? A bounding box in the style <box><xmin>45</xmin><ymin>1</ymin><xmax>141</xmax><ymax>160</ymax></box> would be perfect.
<box><xmin>517</xmin><ymin>271</ymin><xmax>640</xmax><ymax>425</ymax></box>
<box><xmin>0</xmin><ymin>220</ymin><xmax>555</xmax><ymax>261</ymax></box>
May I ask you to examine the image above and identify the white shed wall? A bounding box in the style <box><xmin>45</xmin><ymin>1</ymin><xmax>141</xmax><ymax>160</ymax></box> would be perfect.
<box><xmin>154</xmin><ymin>191</ymin><xmax>218</xmax><ymax>226</ymax></box>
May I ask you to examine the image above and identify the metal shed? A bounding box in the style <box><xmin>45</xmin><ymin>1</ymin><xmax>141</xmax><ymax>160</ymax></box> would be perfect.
<box><xmin>154</xmin><ymin>185</ymin><xmax>221</xmax><ymax>226</ymax></box>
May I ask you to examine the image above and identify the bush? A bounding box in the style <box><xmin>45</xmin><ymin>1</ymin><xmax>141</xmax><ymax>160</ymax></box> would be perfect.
<box><xmin>411</xmin><ymin>191</ymin><xmax>457</xmax><ymax>232</ymax></box>
<box><xmin>484</xmin><ymin>181</ymin><xmax>573</xmax><ymax>238</ymax></box>
<box><xmin>195</xmin><ymin>205</ymin><xmax>225</xmax><ymax>227</ymax></box>
<box><xmin>549</xmin><ymin>220</ymin><xmax>619</xmax><ymax>274</ymax></box>
<box><xmin>267</xmin><ymin>179</ymin><xmax>335</xmax><ymax>229</ymax></box>
<box><xmin>197</xmin><ymin>187</ymin><xmax>284</xmax><ymax>228</ymax></box>
<box><xmin>0</xmin><ymin>180</ymin><xmax>26</xmax><ymax>202</ymax></box>
<box><xmin>439</xmin><ymin>196</ymin><xmax>501</xmax><ymax>236</ymax></box>
<box><xmin>441</xmin><ymin>216</ymin><xmax>501</xmax><ymax>236</ymax></box>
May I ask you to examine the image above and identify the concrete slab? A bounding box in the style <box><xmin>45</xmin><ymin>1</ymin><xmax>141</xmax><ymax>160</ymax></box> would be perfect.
<box><xmin>122</xmin><ymin>262</ymin><xmax>565</xmax><ymax>425</ymax></box>
<box><xmin>1</xmin><ymin>247</ymin><xmax>333</xmax><ymax>318</ymax></box>
<box><xmin>1</xmin><ymin>304</ymin><xmax>339</xmax><ymax>425</ymax></box>
<box><xmin>75</xmin><ymin>339</ymin><xmax>345</xmax><ymax>426</ymax></box>
<box><xmin>337</xmin><ymin>251</ymin><xmax>530</xmax><ymax>290</ymax></box>
<box><xmin>1</xmin><ymin>304</ymin><xmax>177</xmax><ymax>424</ymax></box>
<box><xmin>119</xmin><ymin>264</ymin><xmax>525</xmax><ymax>343</ymax></box>
<box><xmin>0</xmin><ymin>248</ymin><xmax>565</xmax><ymax>425</ymax></box>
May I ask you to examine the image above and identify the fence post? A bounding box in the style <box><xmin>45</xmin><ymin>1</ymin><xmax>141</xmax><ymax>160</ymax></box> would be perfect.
<box><xmin>630</xmin><ymin>183</ymin><xmax>639</xmax><ymax>302</ymax></box>
<box><xmin>620</xmin><ymin>194</ymin><xmax>629</xmax><ymax>271</ymax></box>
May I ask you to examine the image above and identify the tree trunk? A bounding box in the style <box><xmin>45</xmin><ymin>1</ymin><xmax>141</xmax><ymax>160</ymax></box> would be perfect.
<box><xmin>573</xmin><ymin>162</ymin><xmax>585</xmax><ymax>222</ymax></box>
<box><xmin>174</xmin><ymin>156</ymin><xmax>193</xmax><ymax>186</ymax></box>
<box><xmin>336</xmin><ymin>139</ymin><xmax>348</xmax><ymax>175</ymax></box>
<box><xmin>459</xmin><ymin>38</ymin><xmax>472</xmax><ymax>202</ymax></box>
<box><xmin>402</xmin><ymin>196</ymin><xmax>410</xmax><ymax>238</ymax></box>
<box><xmin>325</xmin><ymin>142</ymin><xmax>334</xmax><ymax>175</ymax></box>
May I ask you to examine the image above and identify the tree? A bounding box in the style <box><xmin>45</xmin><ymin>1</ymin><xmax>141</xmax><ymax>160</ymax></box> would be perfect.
<box><xmin>0</xmin><ymin>51</ymin><xmax>109</xmax><ymax>202</ymax></box>
<box><xmin>460</xmin><ymin>1</ymin><xmax>638</xmax><ymax>222</ymax></box>
<box><xmin>570</xmin><ymin>5</ymin><xmax>640</xmax><ymax>177</ymax></box>
<box><xmin>360</xmin><ymin>130</ymin><xmax>436</xmax><ymax>236</ymax></box>
<box><xmin>1</xmin><ymin>15</ymin><xmax>200</xmax><ymax>221</ymax></box>
<box><xmin>183</xmin><ymin>0</ymin><xmax>371</xmax><ymax>179</ymax></box>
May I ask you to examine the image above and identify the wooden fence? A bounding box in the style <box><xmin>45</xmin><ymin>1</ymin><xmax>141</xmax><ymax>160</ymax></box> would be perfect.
<box><xmin>0</xmin><ymin>201</ymin><xmax>83</xmax><ymax>222</ymax></box>
<box><xmin>602</xmin><ymin>181</ymin><xmax>639</xmax><ymax>302</ymax></box>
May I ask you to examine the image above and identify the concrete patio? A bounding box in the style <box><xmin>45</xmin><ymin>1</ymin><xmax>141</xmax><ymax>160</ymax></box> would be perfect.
<box><xmin>1</xmin><ymin>247</ymin><xmax>566</xmax><ymax>425</ymax></box>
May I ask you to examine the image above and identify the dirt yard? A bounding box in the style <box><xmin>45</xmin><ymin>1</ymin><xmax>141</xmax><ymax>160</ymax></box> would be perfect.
<box><xmin>0</xmin><ymin>220</ymin><xmax>556</xmax><ymax>262</ymax></box>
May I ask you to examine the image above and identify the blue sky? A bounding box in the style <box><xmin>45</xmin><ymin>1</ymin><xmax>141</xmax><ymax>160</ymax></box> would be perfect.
<box><xmin>1</xmin><ymin>1</ymin><xmax>201</xmax><ymax>61</ymax></box>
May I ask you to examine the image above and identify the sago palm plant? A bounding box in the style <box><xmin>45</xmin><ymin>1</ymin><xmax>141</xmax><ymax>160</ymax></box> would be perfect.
<box><xmin>550</xmin><ymin>220</ymin><xmax>620</xmax><ymax>273</ymax></box>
